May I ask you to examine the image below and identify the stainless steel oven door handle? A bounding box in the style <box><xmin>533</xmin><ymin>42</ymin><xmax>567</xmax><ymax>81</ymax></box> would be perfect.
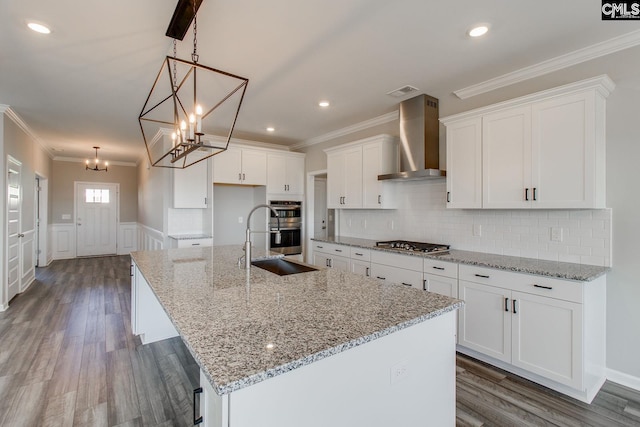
<box><xmin>271</xmin><ymin>227</ymin><xmax>301</xmax><ymax>231</ymax></box>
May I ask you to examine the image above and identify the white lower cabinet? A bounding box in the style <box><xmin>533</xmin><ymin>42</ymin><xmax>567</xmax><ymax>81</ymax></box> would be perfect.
<box><xmin>457</xmin><ymin>264</ymin><xmax>605</xmax><ymax>403</ymax></box>
<box><xmin>370</xmin><ymin>251</ymin><xmax>423</xmax><ymax>289</ymax></box>
<box><xmin>311</xmin><ymin>242</ymin><xmax>349</xmax><ymax>271</ymax></box>
<box><xmin>423</xmin><ymin>259</ymin><xmax>459</xmax><ymax>298</ymax></box>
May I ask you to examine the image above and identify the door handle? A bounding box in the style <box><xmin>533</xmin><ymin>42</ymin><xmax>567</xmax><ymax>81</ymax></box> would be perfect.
<box><xmin>18</xmin><ymin>233</ymin><xmax>24</xmax><ymax>238</ymax></box>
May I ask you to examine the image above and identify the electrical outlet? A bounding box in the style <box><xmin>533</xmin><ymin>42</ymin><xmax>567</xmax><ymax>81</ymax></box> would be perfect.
<box><xmin>473</xmin><ymin>224</ymin><xmax>482</xmax><ymax>237</ymax></box>
<box><xmin>238</xmin><ymin>216</ymin><xmax>243</xmax><ymax>224</ymax></box>
<box><xmin>390</xmin><ymin>360</ymin><xmax>408</xmax><ymax>385</ymax></box>
<box><xmin>550</xmin><ymin>227</ymin><xmax>563</xmax><ymax>242</ymax></box>
<box><xmin>388</xmin><ymin>220</ymin><xmax>395</xmax><ymax>231</ymax></box>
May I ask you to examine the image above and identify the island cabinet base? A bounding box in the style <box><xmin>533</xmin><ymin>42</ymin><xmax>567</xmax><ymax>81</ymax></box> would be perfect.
<box><xmin>199</xmin><ymin>310</ymin><xmax>457</xmax><ymax>427</ymax></box>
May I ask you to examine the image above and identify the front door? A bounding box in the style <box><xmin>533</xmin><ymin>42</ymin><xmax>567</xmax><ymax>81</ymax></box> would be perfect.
<box><xmin>7</xmin><ymin>157</ymin><xmax>21</xmax><ymax>301</ymax></box>
<box><xmin>76</xmin><ymin>182</ymin><xmax>118</xmax><ymax>257</ymax></box>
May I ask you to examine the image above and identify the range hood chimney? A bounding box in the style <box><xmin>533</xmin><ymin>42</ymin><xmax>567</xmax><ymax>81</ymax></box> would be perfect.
<box><xmin>378</xmin><ymin>94</ymin><xmax>446</xmax><ymax>181</ymax></box>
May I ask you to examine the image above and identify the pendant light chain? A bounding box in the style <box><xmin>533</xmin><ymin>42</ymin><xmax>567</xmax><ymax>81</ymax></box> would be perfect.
<box><xmin>172</xmin><ymin>39</ymin><xmax>178</xmax><ymax>91</ymax></box>
<box><xmin>192</xmin><ymin>1</ymin><xmax>199</xmax><ymax>63</ymax></box>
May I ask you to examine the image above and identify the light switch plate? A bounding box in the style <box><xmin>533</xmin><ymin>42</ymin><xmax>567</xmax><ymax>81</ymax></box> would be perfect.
<box><xmin>473</xmin><ymin>224</ymin><xmax>482</xmax><ymax>237</ymax></box>
<box><xmin>551</xmin><ymin>227</ymin><xmax>563</xmax><ymax>242</ymax></box>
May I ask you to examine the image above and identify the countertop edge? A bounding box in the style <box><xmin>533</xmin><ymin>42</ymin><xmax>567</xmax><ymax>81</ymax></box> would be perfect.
<box><xmin>311</xmin><ymin>237</ymin><xmax>610</xmax><ymax>282</ymax></box>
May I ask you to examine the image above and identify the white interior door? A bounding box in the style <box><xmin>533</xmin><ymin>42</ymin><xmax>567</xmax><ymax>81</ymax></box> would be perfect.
<box><xmin>76</xmin><ymin>182</ymin><xmax>118</xmax><ymax>257</ymax></box>
<box><xmin>7</xmin><ymin>157</ymin><xmax>21</xmax><ymax>301</ymax></box>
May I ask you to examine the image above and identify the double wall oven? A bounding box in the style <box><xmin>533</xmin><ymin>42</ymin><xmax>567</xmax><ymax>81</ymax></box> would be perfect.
<box><xmin>269</xmin><ymin>200</ymin><xmax>302</xmax><ymax>255</ymax></box>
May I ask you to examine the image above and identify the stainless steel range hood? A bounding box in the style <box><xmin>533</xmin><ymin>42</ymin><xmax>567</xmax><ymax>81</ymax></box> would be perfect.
<box><xmin>378</xmin><ymin>94</ymin><xmax>446</xmax><ymax>181</ymax></box>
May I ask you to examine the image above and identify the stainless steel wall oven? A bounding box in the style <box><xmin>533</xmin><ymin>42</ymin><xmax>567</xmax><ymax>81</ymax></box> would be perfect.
<box><xmin>269</xmin><ymin>200</ymin><xmax>302</xmax><ymax>255</ymax></box>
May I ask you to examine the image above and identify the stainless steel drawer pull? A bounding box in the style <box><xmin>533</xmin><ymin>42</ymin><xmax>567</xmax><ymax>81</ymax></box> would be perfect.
<box><xmin>376</xmin><ymin>276</ymin><xmax>386</xmax><ymax>280</ymax></box>
<box><xmin>335</xmin><ymin>249</ymin><xmax>342</xmax><ymax>252</ymax></box>
<box><xmin>533</xmin><ymin>284</ymin><xmax>553</xmax><ymax>290</ymax></box>
<box><xmin>191</xmin><ymin>243</ymin><xmax>201</xmax><ymax>246</ymax></box>
<box><xmin>317</xmin><ymin>245</ymin><xmax>324</xmax><ymax>249</ymax></box>
<box><xmin>432</xmin><ymin>266</ymin><xmax>445</xmax><ymax>270</ymax></box>
<box><xmin>355</xmin><ymin>253</ymin><xmax>364</xmax><ymax>256</ymax></box>
<box><xmin>475</xmin><ymin>274</ymin><xmax>490</xmax><ymax>279</ymax></box>
<box><xmin>401</xmin><ymin>282</ymin><xmax>412</xmax><ymax>287</ymax></box>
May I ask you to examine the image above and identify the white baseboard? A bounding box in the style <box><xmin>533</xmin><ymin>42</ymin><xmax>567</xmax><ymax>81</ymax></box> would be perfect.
<box><xmin>607</xmin><ymin>368</ymin><xmax>640</xmax><ymax>392</ymax></box>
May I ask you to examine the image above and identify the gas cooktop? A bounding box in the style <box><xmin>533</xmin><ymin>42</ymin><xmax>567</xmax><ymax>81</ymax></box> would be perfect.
<box><xmin>375</xmin><ymin>240</ymin><xmax>450</xmax><ymax>254</ymax></box>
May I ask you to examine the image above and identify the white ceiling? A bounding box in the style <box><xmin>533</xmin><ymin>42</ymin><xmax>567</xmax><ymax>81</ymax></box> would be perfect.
<box><xmin>1</xmin><ymin>0</ymin><xmax>639</xmax><ymax>163</ymax></box>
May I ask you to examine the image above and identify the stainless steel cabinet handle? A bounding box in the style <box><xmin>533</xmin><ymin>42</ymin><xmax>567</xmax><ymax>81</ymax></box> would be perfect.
<box><xmin>365</xmin><ymin>267</ymin><xmax>370</xmax><ymax>277</ymax></box>
<box><xmin>242</xmin><ymin>173</ymin><xmax>246</xmax><ymax>181</ymax></box>
<box><xmin>378</xmin><ymin>195</ymin><xmax>381</xmax><ymax>204</ymax></box>
<box><xmin>335</xmin><ymin>249</ymin><xmax>342</xmax><ymax>253</ymax></box>
<box><xmin>401</xmin><ymin>282</ymin><xmax>412</xmax><ymax>287</ymax></box>
<box><xmin>533</xmin><ymin>187</ymin><xmax>537</xmax><ymax>201</ymax></box>
<box><xmin>525</xmin><ymin>188</ymin><xmax>529</xmax><ymax>201</ymax></box>
<box><xmin>191</xmin><ymin>243</ymin><xmax>201</xmax><ymax>246</ymax></box>
<box><xmin>423</xmin><ymin>279</ymin><xmax>427</xmax><ymax>290</ymax></box>
<box><xmin>533</xmin><ymin>284</ymin><xmax>553</xmax><ymax>290</ymax></box>
<box><xmin>447</xmin><ymin>192</ymin><xmax>451</xmax><ymax>203</ymax></box>
<box><xmin>512</xmin><ymin>299</ymin><xmax>518</xmax><ymax>314</ymax></box>
<box><xmin>475</xmin><ymin>274</ymin><xmax>490</xmax><ymax>279</ymax></box>
<box><xmin>355</xmin><ymin>253</ymin><xmax>363</xmax><ymax>257</ymax></box>
<box><xmin>376</xmin><ymin>276</ymin><xmax>386</xmax><ymax>280</ymax></box>
<box><xmin>505</xmin><ymin>297</ymin><xmax>509</xmax><ymax>312</ymax></box>
<box><xmin>432</xmin><ymin>266</ymin><xmax>445</xmax><ymax>270</ymax></box>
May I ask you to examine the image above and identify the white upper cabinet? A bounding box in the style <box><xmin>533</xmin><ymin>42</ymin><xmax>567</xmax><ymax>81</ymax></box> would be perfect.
<box><xmin>173</xmin><ymin>153</ymin><xmax>208</xmax><ymax>208</ymax></box>
<box><xmin>483</xmin><ymin>106</ymin><xmax>532</xmax><ymax>209</ymax></box>
<box><xmin>441</xmin><ymin>75</ymin><xmax>614</xmax><ymax>209</ymax></box>
<box><xmin>445</xmin><ymin>117</ymin><xmax>482</xmax><ymax>209</ymax></box>
<box><xmin>267</xmin><ymin>152</ymin><xmax>305</xmax><ymax>195</ymax></box>
<box><xmin>325</xmin><ymin>134</ymin><xmax>397</xmax><ymax>209</ymax></box>
<box><xmin>213</xmin><ymin>146</ymin><xmax>267</xmax><ymax>185</ymax></box>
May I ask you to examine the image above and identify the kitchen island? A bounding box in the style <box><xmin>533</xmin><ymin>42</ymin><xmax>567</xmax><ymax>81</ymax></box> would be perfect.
<box><xmin>130</xmin><ymin>246</ymin><xmax>462</xmax><ymax>427</ymax></box>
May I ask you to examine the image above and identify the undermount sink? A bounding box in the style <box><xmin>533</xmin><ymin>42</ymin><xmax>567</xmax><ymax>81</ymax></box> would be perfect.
<box><xmin>251</xmin><ymin>258</ymin><xmax>318</xmax><ymax>276</ymax></box>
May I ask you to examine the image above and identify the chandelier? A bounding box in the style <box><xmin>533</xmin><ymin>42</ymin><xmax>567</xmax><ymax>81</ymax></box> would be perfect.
<box><xmin>85</xmin><ymin>146</ymin><xmax>108</xmax><ymax>172</ymax></box>
<box><xmin>138</xmin><ymin>0</ymin><xmax>249</xmax><ymax>169</ymax></box>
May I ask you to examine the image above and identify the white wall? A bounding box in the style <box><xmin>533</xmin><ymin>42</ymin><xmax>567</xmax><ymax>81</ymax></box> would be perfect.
<box><xmin>213</xmin><ymin>184</ymin><xmax>267</xmax><ymax>247</ymax></box>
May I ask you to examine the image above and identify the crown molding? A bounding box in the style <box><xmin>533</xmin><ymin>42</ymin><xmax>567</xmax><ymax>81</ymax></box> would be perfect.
<box><xmin>454</xmin><ymin>29</ymin><xmax>640</xmax><ymax>100</ymax></box>
<box><xmin>0</xmin><ymin>105</ymin><xmax>55</xmax><ymax>159</ymax></box>
<box><xmin>53</xmin><ymin>156</ymin><xmax>137</xmax><ymax>167</ymax></box>
<box><xmin>291</xmin><ymin>110</ymin><xmax>399</xmax><ymax>150</ymax></box>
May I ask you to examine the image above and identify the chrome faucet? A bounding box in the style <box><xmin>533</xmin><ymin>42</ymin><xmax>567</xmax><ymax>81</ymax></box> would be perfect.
<box><xmin>242</xmin><ymin>204</ymin><xmax>281</xmax><ymax>269</ymax></box>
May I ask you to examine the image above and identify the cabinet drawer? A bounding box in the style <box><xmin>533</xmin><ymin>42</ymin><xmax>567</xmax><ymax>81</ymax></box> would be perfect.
<box><xmin>370</xmin><ymin>263</ymin><xmax>423</xmax><ymax>289</ymax></box>
<box><xmin>370</xmin><ymin>251</ymin><xmax>422</xmax><ymax>271</ymax></box>
<box><xmin>459</xmin><ymin>264</ymin><xmax>583</xmax><ymax>303</ymax></box>
<box><xmin>350</xmin><ymin>247</ymin><xmax>371</xmax><ymax>261</ymax></box>
<box><xmin>177</xmin><ymin>238</ymin><xmax>213</xmax><ymax>248</ymax></box>
<box><xmin>423</xmin><ymin>258</ymin><xmax>458</xmax><ymax>279</ymax></box>
<box><xmin>312</xmin><ymin>242</ymin><xmax>341</xmax><ymax>254</ymax></box>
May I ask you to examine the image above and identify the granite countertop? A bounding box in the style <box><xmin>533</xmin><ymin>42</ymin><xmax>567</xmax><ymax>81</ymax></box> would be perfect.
<box><xmin>130</xmin><ymin>246</ymin><xmax>462</xmax><ymax>396</ymax></box>
<box><xmin>168</xmin><ymin>234</ymin><xmax>213</xmax><ymax>240</ymax></box>
<box><xmin>312</xmin><ymin>236</ymin><xmax>610</xmax><ymax>282</ymax></box>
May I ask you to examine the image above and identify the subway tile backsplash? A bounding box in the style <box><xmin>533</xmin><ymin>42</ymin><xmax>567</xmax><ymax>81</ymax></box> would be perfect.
<box><xmin>338</xmin><ymin>180</ymin><xmax>612</xmax><ymax>267</ymax></box>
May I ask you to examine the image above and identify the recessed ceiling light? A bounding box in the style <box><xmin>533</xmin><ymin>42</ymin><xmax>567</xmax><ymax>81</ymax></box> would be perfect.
<box><xmin>27</xmin><ymin>22</ymin><xmax>51</xmax><ymax>34</ymax></box>
<box><xmin>468</xmin><ymin>25</ymin><xmax>489</xmax><ymax>38</ymax></box>
<box><xmin>266</xmin><ymin>127</ymin><xmax>275</xmax><ymax>132</ymax></box>
<box><xmin>318</xmin><ymin>101</ymin><xmax>330</xmax><ymax>108</ymax></box>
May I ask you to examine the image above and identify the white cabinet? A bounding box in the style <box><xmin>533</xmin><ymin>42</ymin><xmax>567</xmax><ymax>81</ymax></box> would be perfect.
<box><xmin>445</xmin><ymin>118</ymin><xmax>482</xmax><ymax>209</ymax></box>
<box><xmin>213</xmin><ymin>146</ymin><xmax>267</xmax><ymax>185</ymax></box>
<box><xmin>325</xmin><ymin>135</ymin><xmax>397</xmax><ymax>209</ymax></box>
<box><xmin>423</xmin><ymin>259</ymin><xmax>458</xmax><ymax>298</ymax></box>
<box><xmin>175</xmin><ymin>237</ymin><xmax>213</xmax><ymax>248</ymax></box>
<box><xmin>311</xmin><ymin>241</ymin><xmax>349</xmax><ymax>271</ymax></box>
<box><xmin>482</xmin><ymin>106</ymin><xmax>532</xmax><ymax>208</ymax></box>
<box><xmin>362</xmin><ymin>138</ymin><xmax>398</xmax><ymax>208</ymax></box>
<box><xmin>456</xmin><ymin>264</ymin><xmax>606</xmax><ymax>402</ymax></box>
<box><xmin>327</xmin><ymin>146</ymin><xmax>362</xmax><ymax>208</ymax></box>
<box><xmin>173</xmin><ymin>156</ymin><xmax>208</xmax><ymax>208</ymax></box>
<box><xmin>267</xmin><ymin>153</ymin><xmax>305</xmax><ymax>195</ymax></box>
<box><xmin>370</xmin><ymin>250</ymin><xmax>423</xmax><ymax>289</ymax></box>
<box><xmin>441</xmin><ymin>75</ymin><xmax>613</xmax><ymax>209</ymax></box>
<box><xmin>349</xmin><ymin>247</ymin><xmax>371</xmax><ymax>277</ymax></box>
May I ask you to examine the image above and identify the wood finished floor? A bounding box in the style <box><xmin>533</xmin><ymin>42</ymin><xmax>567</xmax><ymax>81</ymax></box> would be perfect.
<box><xmin>0</xmin><ymin>256</ymin><xmax>638</xmax><ymax>426</ymax></box>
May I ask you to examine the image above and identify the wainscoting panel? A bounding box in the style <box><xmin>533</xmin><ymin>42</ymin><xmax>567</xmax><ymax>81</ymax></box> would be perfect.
<box><xmin>137</xmin><ymin>224</ymin><xmax>164</xmax><ymax>251</ymax></box>
<box><xmin>51</xmin><ymin>223</ymin><xmax>76</xmax><ymax>260</ymax></box>
<box><xmin>118</xmin><ymin>222</ymin><xmax>138</xmax><ymax>255</ymax></box>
